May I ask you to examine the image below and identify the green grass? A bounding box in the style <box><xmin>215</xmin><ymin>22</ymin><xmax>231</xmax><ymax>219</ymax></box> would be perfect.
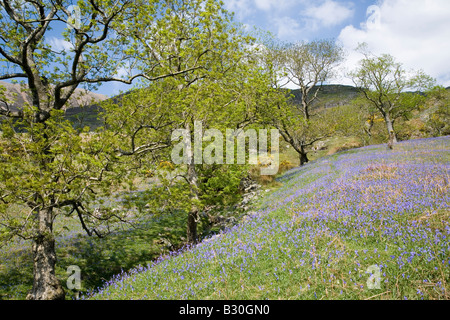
<box><xmin>1</xmin><ymin>137</ymin><xmax>448</xmax><ymax>300</ymax></box>
<box><xmin>85</xmin><ymin>137</ymin><xmax>449</xmax><ymax>300</ymax></box>
<box><xmin>0</xmin><ymin>208</ymin><xmax>192</xmax><ymax>300</ymax></box>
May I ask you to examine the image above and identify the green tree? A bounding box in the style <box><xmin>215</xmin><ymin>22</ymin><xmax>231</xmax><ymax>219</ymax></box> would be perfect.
<box><xmin>283</xmin><ymin>39</ymin><xmax>345</xmax><ymax>121</ymax></box>
<box><xmin>255</xmin><ymin>36</ymin><xmax>344</xmax><ymax>165</ymax></box>
<box><xmin>101</xmin><ymin>0</ymin><xmax>262</xmax><ymax>244</ymax></box>
<box><xmin>350</xmin><ymin>46</ymin><xmax>435</xmax><ymax>143</ymax></box>
<box><xmin>425</xmin><ymin>86</ymin><xmax>450</xmax><ymax>137</ymax></box>
<box><xmin>261</xmin><ymin>94</ymin><xmax>341</xmax><ymax>165</ymax></box>
<box><xmin>348</xmin><ymin>96</ymin><xmax>387</xmax><ymax>145</ymax></box>
<box><xmin>0</xmin><ymin>0</ymin><xmax>237</xmax><ymax>299</ymax></box>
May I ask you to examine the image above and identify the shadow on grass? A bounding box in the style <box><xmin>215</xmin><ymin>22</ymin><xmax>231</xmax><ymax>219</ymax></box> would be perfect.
<box><xmin>57</xmin><ymin>210</ymin><xmax>192</xmax><ymax>299</ymax></box>
<box><xmin>0</xmin><ymin>254</ymin><xmax>33</xmax><ymax>300</ymax></box>
<box><xmin>0</xmin><ymin>210</ymin><xmax>191</xmax><ymax>300</ymax></box>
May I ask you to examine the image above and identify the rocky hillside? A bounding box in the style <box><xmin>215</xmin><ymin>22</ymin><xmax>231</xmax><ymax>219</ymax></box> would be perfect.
<box><xmin>0</xmin><ymin>80</ymin><xmax>107</xmax><ymax>111</ymax></box>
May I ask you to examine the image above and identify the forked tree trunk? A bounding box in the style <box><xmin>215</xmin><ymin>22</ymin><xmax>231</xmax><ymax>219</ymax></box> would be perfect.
<box><xmin>384</xmin><ymin>113</ymin><xmax>397</xmax><ymax>143</ymax></box>
<box><xmin>27</xmin><ymin>207</ymin><xmax>65</xmax><ymax>300</ymax></box>
<box><xmin>299</xmin><ymin>145</ymin><xmax>309</xmax><ymax>166</ymax></box>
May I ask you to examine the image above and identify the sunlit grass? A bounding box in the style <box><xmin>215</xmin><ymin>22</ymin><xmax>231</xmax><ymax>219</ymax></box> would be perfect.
<box><xmin>1</xmin><ymin>136</ymin><xmax>448</xmax><ymax>300</ymax></box>
<box><xmin>86</xmin><ymin>136</ymin><xmax>449</xmax><ymax>300</ymax></box>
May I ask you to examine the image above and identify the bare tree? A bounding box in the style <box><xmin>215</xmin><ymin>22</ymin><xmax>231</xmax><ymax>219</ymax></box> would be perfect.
<box><xmin>256</xmin><ymin>38</ymin><xmax>345</xmax><ymax>165</ymax></box>
<box><xmin>283</xmin><ymin>39</ymin><xmax>345</xmax><ymax>120</ymax></box>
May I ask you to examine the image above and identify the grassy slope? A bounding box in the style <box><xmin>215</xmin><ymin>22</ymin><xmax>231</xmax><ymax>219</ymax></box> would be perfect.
<box><xmin>87</xmin><ymin>136</ymin><xmax>450</xmax><ymax>300</ymax></box>
<box><xmin>0</xmin><ymin>204</ymin><xmax>195</xmax><ymax>300</ymax></box>
<box><xmin>290</xmin><ymin>84</ymin><xmax>359</xmax><ymax>110</ymax></box>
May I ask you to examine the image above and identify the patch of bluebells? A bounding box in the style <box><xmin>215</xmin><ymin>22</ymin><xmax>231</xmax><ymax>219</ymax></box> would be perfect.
<box><xmin>86</xmin><ymin>136</ymin><xmax>449</xmax><ymax>300</ymax></box>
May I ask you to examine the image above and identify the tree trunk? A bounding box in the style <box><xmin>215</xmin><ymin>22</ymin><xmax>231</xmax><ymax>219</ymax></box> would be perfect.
<box><xmin>384</xmin><ymin>114</ymin><xmax>397</xmax><ymax>143</ymax></box>
<box><xmin>185</xmin><ymin>121</ymin><xmax>199</xmax><ymax>244</ymax></box>
<box><xmin>186</xmin><ymin>160</ymin><xmax>199</xmax><ymax>243</ymax></box>
<box><xmin>27</xmin><ymin>207</ymin><xmax>65</xmax><ymax>300</ymax></box>
<box><xmin>364</xmin><ymin>115</ymin><xmax>374</xmax><ymax>145</ymax></box>
<box><xmin>302</xmin><ymin>100</ymin><xmax>310</xmax><ymax>121</ymax></box>
<box><xmin>299</xmin><ymin>145</ymin><xmax>309</xmax><ymax>166</ymax></box>
<box><xmin>301</xmin><ymin>86</ymin><xmax>312</xmax><ymax>121</ymax></box>
<box><xmin>187</xmin><ymin>207</ymin><xmax>199</xmax><ymax>244</ymax></box>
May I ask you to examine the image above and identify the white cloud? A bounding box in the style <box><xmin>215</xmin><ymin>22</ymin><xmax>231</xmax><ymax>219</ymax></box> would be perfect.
<box><xmin>337</xmin><ymin>0</ymin><xmax>450</xmax><ymax>87</ymax></box>
<box><xmin>224</xmin><ymin>0</ymin><xmax>297</xmax><ymax>19</ymax></box>
<box><xmin>47</xmin><ymin>37</ymin><xmax>73</xmax><ymax>52</ymax></box>
<box><xmin>115</xmin><ymin>66</ymin><xmax>129</xmax><ymax>79</ymax></box>
<box><xmin>254</xmin><ymin>0</ymin><xmax>273</xmax><ymax>11</ymax></box>
<box><xmin>272</xmin><ymin>16</ymin><xmax>303</xmax><ymax>40</ymax></box>
<box><xmin>224</xmin><ymin>0</ymin><xmax>255</xmax><ymax>19</ymax></box>
<box><xmin>254</xmin><ymin>0</ymin><xmax>296</xmax><ymax>12</ymax></box>
<box><xmin>252</xmin><ymin>0</ymin><xmax>354</xmax><ymax>41</ymax></box>
<box><xmin>302</xmin><ymin>0</ymin><xmax>354</xmax><ymax>30</ymax></box>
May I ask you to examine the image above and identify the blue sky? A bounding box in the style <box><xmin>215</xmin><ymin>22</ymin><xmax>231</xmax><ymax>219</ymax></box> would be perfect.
<box><xmin>225</xmin><ymin>0</ymin><xmax>370</xmax><ymax>42</ymax></box>
<box><xmin>96</xmin><ymin>0</ymin><xmax>450</xmax><ymax>95</ymax></box>
<box><xmin>222</xmin><ymin>0</ymin><xmax>450</xmax><ymax>88</ymax></box>
<box><xmin>2</xmin><ymin>0</ymin><xmax>450</xmax><ymax>97</ymax></box>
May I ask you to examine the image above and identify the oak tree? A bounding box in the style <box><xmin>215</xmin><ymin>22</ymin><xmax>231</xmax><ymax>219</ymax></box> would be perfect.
<box><xmin>0</xmin><ymin>0</ymin><xmax>240</xmax><ymax>299</ymax></box>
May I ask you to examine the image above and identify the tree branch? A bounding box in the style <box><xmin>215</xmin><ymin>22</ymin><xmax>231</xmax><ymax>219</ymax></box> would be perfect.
<box><xmin>0</xmin><ymin>73</ymin><xmax>27</xmax><ymax>80</ymax></box>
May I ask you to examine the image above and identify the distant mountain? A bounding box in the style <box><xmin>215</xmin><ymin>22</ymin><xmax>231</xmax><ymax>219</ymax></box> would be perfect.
<box><xmin>63</xmin><ymin>88</ymin><xmax>137</xmax><ymax>129</ymax></box>
<box><xmin>0</xmin><ymin>80</ymin><xmax>108</xmax><ymax>129</ymax></box>
<box><xmin>0</xmin><ymin>80</ymin><xmax>108</xmax><ymax>112</ymax></box>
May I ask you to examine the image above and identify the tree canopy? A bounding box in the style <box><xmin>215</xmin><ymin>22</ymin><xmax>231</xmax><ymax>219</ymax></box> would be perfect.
<box><xmin>0</xmin><ymin>0</ymin><xmax>262</xmax><ymax>299</ymax></box>
<box><xmin>350</xmin><ymin>46</ymin><xmax>435</xmax><ymax>143</ymax></box>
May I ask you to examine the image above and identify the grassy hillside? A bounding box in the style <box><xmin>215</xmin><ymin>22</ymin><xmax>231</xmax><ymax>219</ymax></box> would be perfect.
<box><xmin>62</xmin><ymin>84</ymin><xmax>361</xmax><ymax>130</ymax></box>
<box><xmin>84</xmin><ymin>136</ymin><xmax>449</xmax><ymax>300</ymax></box>
<box><xmin>1</xmin><ymin>80</ymin><xmax>447</xmax><ymax>300</ymax></box>
<box><xmin>290</xmin><ymin>84</ymin><xmax>359</xmax><ymax>110</ymax></box>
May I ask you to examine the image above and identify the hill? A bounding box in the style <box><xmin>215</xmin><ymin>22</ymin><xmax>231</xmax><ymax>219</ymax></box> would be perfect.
<box><xmin>0</xmin><ymin>80</ymin><xmax>108</xmax><ymax>129</ymax></box>
<box><xmin>85</xmin><ymin>136</ymin><xmax>450</xmax><ymax>300</ymax></box>
<box><xmin>0</xmin><ymin>80</ymin><xmax>107</xmax><ymax>112</ymax></box>
<box><xmin>290</xmin><ymin>84</ymin><xmax>359</xmax><ymax>109</ymax></box>
<box><xmin>74</xmin><ymin>84</ymin><xmax>361</xmax><ymax>129</ymax></box>
<box><xmin>1</xmin><ymin>82</ymin><xmax>360</xmax><ymax>128</ymax></box>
